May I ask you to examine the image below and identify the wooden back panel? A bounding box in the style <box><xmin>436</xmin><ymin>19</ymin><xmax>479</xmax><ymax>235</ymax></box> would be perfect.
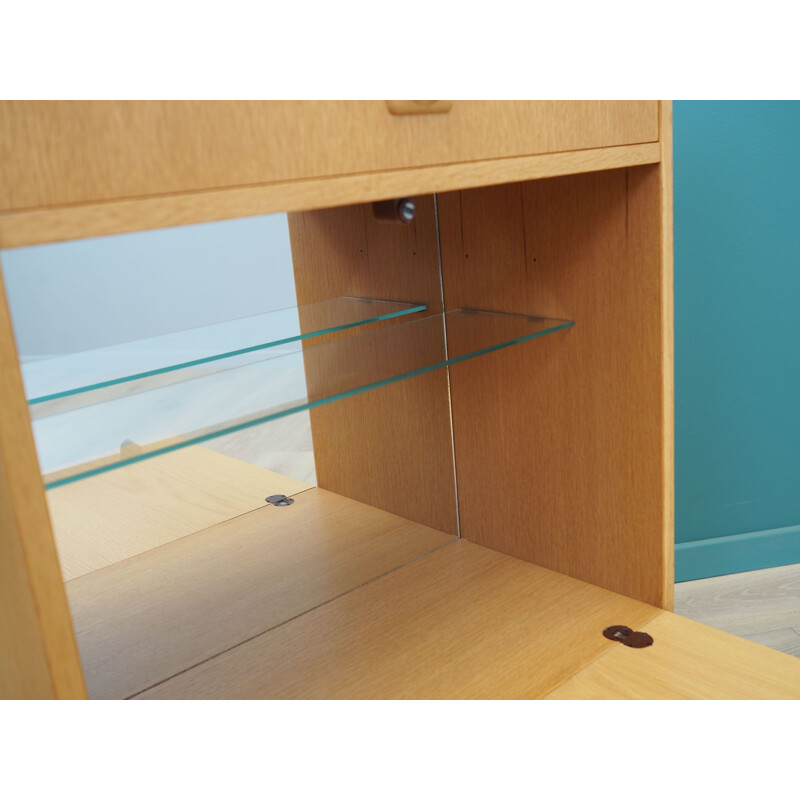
<box><xmin>288</xmin><ymin>198</ymin><xmax>458</xmax><ymax>535</ymax></box>
<box><xmin>437</xmin><ymin>165</ymin><xmax>672</xmax><ymax>607</ymax></box>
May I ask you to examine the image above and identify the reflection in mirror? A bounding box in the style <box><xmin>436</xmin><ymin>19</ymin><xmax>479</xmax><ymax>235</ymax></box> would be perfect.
<box><xmin>1</xmin><ymin>199</ymin><xmax>462</xmax><ymax>698</ymax></box>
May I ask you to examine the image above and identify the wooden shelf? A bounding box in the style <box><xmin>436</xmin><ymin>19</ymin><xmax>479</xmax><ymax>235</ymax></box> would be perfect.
<box><xmin>137</xmin><ymin>540</ymin><xmax>658</xmax><ymax>699</ymax></box>
<box><xmin>55</xmin><ymin>448</ymin><xmax>800</xmax><ymax>701</ymax></box>
<box><xmin>133</xmin><ymin>539</ymin><xmax>800</xmax><ymax>700</ymax></box>
<box><xmin>56</xmin><ymin>446</ymin><xmax>797</xmax><ymax>701</ymax></box>
<box><xmin>545</xmin><ymin>612</ymin><xmax>800</xmax><ymax>700</ymax></box>
<box><xmin>66</xmin><ymin>485</ymin><xmax>454</xmax><ymax>699</ymax></box>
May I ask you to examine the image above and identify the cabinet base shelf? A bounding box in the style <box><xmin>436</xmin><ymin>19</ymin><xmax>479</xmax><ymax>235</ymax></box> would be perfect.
<box><xmin>58</xmin><ymin>452</ymin><xmax>800</xmax><ymax>700</ymax></box>
<box><xmin>136</xmin><ymin>539</ymin><xmax>800</xmax><ymax>700</ymax></box>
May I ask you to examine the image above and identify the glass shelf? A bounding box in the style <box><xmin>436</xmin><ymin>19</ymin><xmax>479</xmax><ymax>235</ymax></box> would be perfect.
<box><xmin>23</xmin><ymin>296</ymin><xmax>426</xmax><ymax>405</ymax></box>
<box><xmin>35</xmin><ymin>309</ymin><xmax>573</xmax><ymax>488</ymax></box>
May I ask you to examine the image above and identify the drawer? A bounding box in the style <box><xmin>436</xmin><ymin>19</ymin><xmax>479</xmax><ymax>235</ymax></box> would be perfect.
<box><xmin>0</xmin><ymin>100</ymin><xmax>659</xmax><ymax>212</ymax></box>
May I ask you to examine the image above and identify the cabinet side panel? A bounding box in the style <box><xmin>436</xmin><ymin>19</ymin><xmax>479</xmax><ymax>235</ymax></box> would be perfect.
<box><xmin>659</xmin><ymin>101</ymin><xmax>675</xmax><ymax>610</ymax></box>
<box><xmin>288</xmin><ymin>199</ymin><xmax>458</xmax><ymax>535</ymax></box>
<box><xmin>438</xmin><ymin>168</ymin><xmax>668</xmax><ymax>606</ymax></box>
<box><xmin>0</xmin><ymin>263</ymin><xmax>86</xmax><ymax>698</ymax></box>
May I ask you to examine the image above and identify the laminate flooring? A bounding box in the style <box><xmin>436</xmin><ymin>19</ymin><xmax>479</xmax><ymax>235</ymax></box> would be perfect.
<box><xmin>674</xmin><ymin>562</ymin><xmax>800</xmax><ymax>658</ymax></box>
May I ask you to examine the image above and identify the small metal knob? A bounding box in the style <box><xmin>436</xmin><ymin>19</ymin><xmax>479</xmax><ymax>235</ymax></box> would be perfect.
<box><xmin>397</xmin><ymin>198</ymin><xmax>416</xmax><ymax>223</ymax></box>
<box><xmin>372</xmin><ymin>198</ymin><xmax>416</xmax><ymax>224</ymax></box>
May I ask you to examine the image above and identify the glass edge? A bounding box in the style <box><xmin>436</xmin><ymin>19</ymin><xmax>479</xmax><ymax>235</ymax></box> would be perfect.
<box><xmin>29</xmin><ymin>299</ymin><xmax>427</xmax><ymax>406</ymax></box>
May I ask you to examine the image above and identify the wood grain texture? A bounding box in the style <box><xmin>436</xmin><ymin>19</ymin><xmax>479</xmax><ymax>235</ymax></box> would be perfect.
<box><xmin>0</xmin><ymin>143</ymin><xmax>661</xmax><ymax>249</ymax></box>
<box><xmin>0</xmin><ymin>101</ymin><xmax>658</xmax><ymax>213</ymax></box>
<box><xmin>137</xmin><ymin>540</ymin><xmax>660</xmax><ymax>700</ymax></box>
<box><xmin>48</xmin><ymin>446</ymin><xmax>310</xmax><ymax>580</ymax></box>
<box><xmin>674</xmin><ymin>562</ymin><xmax>800</xmax><ymax>638</ymax></box>
<box><xmin>437</xmin><ymin>166</ymin><xmax>670</xmax><ymax>607</ymax></box>
<box><xmin>0</xmin><ymin>263</ymin><xmax>86</xmax><ymax>698</ymax></box>
<box><xmin>288</xmin><ymin>198</ymin><xmax>458</xmax><ymax>535</ymax></box>
<box><xmin>545</xmin><ymin>611</ymin><xmax>800</xmax><ymax>699</ymax></box>
<box><xmin>659</xmin><ymin>101</ymin><xmax>675</xmax><ymax>610</ymax></box>
<box><xmin>67</xmin><ymin>488</ymin><xmax>454</xmax><ymax>699</ymax></box>
<box><xmin>386</xmin><ymin>101</ymin><xmax>454</xmax><ymax>116</ymax></box>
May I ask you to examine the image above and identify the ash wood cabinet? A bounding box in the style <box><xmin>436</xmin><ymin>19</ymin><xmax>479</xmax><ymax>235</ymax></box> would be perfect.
<box><xmin>0</xmin><ymin>101</ymin><xmax>658</xmax><ymax>212</ymax></box>
<box><xmin>1</xmin><ymin>100</ymin><xmax>799</xmax><ymax>700</ymax></box>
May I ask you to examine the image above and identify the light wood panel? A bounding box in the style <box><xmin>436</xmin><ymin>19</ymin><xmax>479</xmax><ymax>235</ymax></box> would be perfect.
<box><xmin>0</xmin><ymin>263</ymin><xmax>85</xmax><ymax>698</ymax></box>
<box><xmin>0</xmin><ymin>101</ymin><xmax>658</xmax><ymax>213</ymax></box>
<box><xmin>288</xmin><ymin>198</ymin><xmax>458</xmax><ymax>536</ymax></box>
<box><xmin>67</xmin><ymin>488</ymin><xmax>454</xmax><ymax>699</ymax></box>
<box><xmin>0</xmin><ymin>143</ymin><xmax>661</xmax><ymax>249</ymax></box>
<box><xmin>437</xmin><ymin>165</ymin><xmax>670</xmax><ymax>607</ymax></box>
<box><xmin>545</xmin><ymin>611</ymin><xmax>800</xmax><ymax>699</ymax></box>
<box><xmin>48</xmin><ymin>445</ymin><xmax>310</xmax><ymax>580</ymax></box>
<box><xmin>137</xmin><ymin>540</ymin><xmax>660</xmax><ymax>700</ymax></box>
<box><xmin>659</xmin><ymin>100</ymin><xmax>675</xmax><ymax>610</ymax></box>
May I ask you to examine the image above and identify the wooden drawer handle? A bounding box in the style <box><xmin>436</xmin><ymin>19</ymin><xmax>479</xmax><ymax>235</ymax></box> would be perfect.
<box><xmin>386</xmin><ymin>100</ymin><xmax>453</xmax><ymax>116</ymax></box>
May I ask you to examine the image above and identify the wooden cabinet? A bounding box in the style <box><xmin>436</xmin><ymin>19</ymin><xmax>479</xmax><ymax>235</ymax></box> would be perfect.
<box><xmin>0</xmin><ymin>101</ymin><xmax>658</xmax><ymax>212</ymax></box>
<box><xmin>1</xmin><ymin>100</ymin><xmax>799</xmax><ymax>700</ymax></box>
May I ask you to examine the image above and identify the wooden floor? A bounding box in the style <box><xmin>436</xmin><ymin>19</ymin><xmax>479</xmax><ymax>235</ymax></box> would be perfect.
<box><xmin>675</xmin><ymin>563</ymin><xmax>800</xmax><ymax>658</ymax></box>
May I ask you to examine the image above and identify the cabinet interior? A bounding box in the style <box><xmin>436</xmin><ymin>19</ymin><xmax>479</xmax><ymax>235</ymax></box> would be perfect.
<box><xmin>3</xmin><ymin>166</ymin><xmax>670</xmax><ymax>698</ymax></box>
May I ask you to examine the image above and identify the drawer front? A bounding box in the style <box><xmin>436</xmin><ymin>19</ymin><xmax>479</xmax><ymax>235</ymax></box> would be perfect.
<box><xmin>0</xmin><ymin>101</ymin><xmax>659</xmax><ymax>213</ymax></box>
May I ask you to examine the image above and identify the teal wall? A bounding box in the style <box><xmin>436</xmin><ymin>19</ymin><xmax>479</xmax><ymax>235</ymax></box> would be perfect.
<box><xmin>674</xmin><ymin>101</ymin><xmax>800</xmax><ymax>581</ymax></box>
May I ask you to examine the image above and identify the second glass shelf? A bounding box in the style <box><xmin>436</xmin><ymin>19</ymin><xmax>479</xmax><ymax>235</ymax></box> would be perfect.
<box><xmin>24</xmin><ymin>296</ymin><xmax>426</xmax><ymax>405</ymax></box>
<box><xmin>35</xmin><ymin>309</ymin><xmax>573</xmax><ymax>488</ymax></box>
